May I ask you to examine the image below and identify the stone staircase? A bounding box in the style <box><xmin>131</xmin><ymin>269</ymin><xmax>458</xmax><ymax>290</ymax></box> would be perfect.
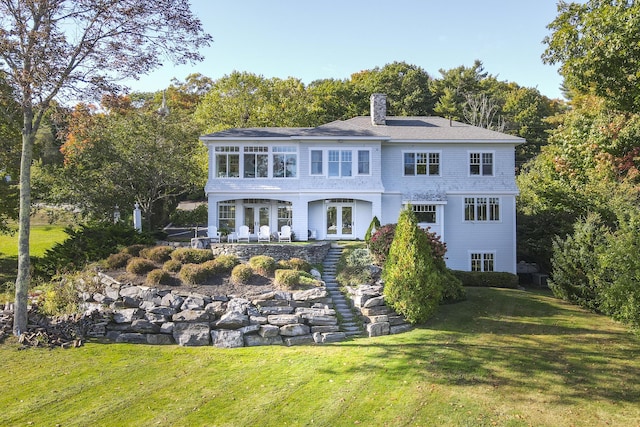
<box><xmin>321</xmin><ymin>245</ymin><xmax>364</xmax><ymax>338</ymax></box>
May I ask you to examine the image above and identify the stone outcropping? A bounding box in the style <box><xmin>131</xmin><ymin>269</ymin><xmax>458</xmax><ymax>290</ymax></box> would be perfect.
<box><xmin>345</xmin><ymin>282</ymin><xmax>413</xmax><ymax>337</ymax></box>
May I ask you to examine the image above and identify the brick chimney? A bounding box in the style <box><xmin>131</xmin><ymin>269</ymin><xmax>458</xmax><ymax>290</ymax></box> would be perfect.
<box><xmin>370</xmin><ymin>93</ymin><xmax>386</xmax><ymax>126</ymax></box>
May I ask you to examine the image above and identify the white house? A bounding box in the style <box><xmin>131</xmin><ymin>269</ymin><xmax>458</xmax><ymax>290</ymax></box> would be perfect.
<box><xmin>202</xmin><ymin>94</ymin><xmax>523</xmax><ymax>273</ymax></box>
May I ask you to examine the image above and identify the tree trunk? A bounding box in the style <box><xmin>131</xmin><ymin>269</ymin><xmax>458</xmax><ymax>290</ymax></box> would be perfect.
<box><xmin>13</xmin><ymin>111</ymin><xmax>34</xmax><ymax>336</ymax></box>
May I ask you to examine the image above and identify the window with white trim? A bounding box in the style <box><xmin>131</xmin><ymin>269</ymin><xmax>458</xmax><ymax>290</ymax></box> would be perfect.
<box><xmin>277</xmin><ymin>203</ymin><xmax>293</xmax><ymax>230</ymax></box>
<box><xmin>272</xmin><ymin>146</ymin><xmax>297</xmax><ymax>178</ymax></box>
<box><xmin>470</xmin><ymin>152</ymin><xmax>493</xmax><ymax>176</ymax></box>
<box><xmin>464</xmin><ymin>197</ymin><xmax>500</xmax><ymax>221</ymax></box>
<box><xmin>314</xmin><ymin>148</ymin><xmax>370</xmax><ymax>177</ymax></box>
<box><xmin>244</xmin><ymin>146</ymin><xmax>268</xmax><ymax>178</ymax></box>
<box><xmin>218</xmin><ymin>203</ymin><xmax>236</xmax><ymax>231</ymax></box>
<box><xmin>215</xmin><ymin>146</ymin><xmax>240</xmax><ymax>178</ymax></box>
<box><xmin>471</xmin><ymin>252</ymin><xmax>494</xmax><ymax>272</ymax></box>
<box><xmin>310</xmin><ymin>150</ymin><xmax>323</xmax><ymax>175</ymax></box>
<box><xmin>412</xmin><ymin>204</ymin><xmax>437</xmax><ymax>223</ymax></box>
<box><xmin>404</xmin><ymin>152</ymin><xmax>440</xmax><ymax>176</ymax></box>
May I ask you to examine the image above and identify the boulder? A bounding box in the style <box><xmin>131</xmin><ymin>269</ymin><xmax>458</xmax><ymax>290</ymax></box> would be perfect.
<box><xmin>303</xmin><ymin>314</ymin><xmax>338</xmax><ymax>326</ymax></box>
<box><xmin>390</xmin><ymin>324</ymin><xmax>413</xmax><ymax>334</ymax></box>
<box><xmin>119</xmin><ymin>285</ymin><xmax>142</xmax><ymax>299</ymax></box>
<box><xmin>244</xmin><ymin>334</ymin><xmax>283</xmax><ymax>347</ymax></box>
<box><xmin>211</xmin><ymin>329</ymin><xmax>244</xmax><ymax>348</ymax></box>
<box><xmin>292</xmin><ymin>287</ymin><xmax>327</xmax><ymax>302</ymax></box>
<box><xmin>279</xmin><ymin>323</ymin><xmax>310</xmax><ymax>336</ymax></box>
<box><xmin>267</xmin><ymin>314</ymin><xmax>300</xmax><ymax>326</ymax></box>
<box><xmin>116</xmin><ymin>333</ymin><xmax>148</xmax><ymax>344</ymax></box>
<box><xmin>172</xmin><ymin>309</ymin><xmax>211</xmax><ymax>323</ymax></box>
<box><xmin>146</xmin><ymin>334</ymin><xmax>175</xmax><ymax>345</ymax></box>
<box><xmin>204</xmin><ymin>301</ymin><xmax>226</xmax><ymax>317</ymax></box>
<box><xmin>215</xmin><ymin>311</ymin><xmax>249</xmax><ymax>329</ymax></box>
<box><xmin>366</xmin><ymin>322</ymin><xmax>390</xmax><ymax>337</ymax></box>
<box><xmin>180</xmin><ymin>295</ymin><xmax>206</xmax><ymax>310</ymax></box>
<box><xmin>258</xmin><ymin>324</ymin><xmax>280</xmax><ymax>338</ymax></box>
<box><xmin>172</xmin><ymin>322</ymin><xmax>211</xmax><ymax>346</ymax></box>
<box><xmin>259</xmin><ymin>305</ymin><xmax>295</xmax><ymax>315</ymax></box>
<box><xmin>112</xmin><ymin>308</ymin><xmax>143</xmax><ymax>324</ymax></box>
<box><xmin>161</xmin><ymin>293</ymin><xmax>184</xmax><ymax>310</ymax></box>
<box><xmin>131</xmin><ymin>319</ymin><xmax>160</xmax><ymax>333</ymax></box>
<box><xmin>283</xmin><ymin>334</ymin><xmax>314</xmax><ymax>346</ymax></box>
<box><xmin>363</xmin><ymin>296</ymin><xmax>385</xmax><ymax>308</ymax></box>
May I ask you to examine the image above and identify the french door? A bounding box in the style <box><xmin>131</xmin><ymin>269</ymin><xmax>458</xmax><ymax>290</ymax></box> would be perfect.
<box><xmin>326</xmin><ymin>202</ymin><xmax>354</xmax><ymax>238</ymax></box>
<box><xmin>244</xmin><ymin>205</ymin><xmax>270</xmax><ymax>234</ymax></box>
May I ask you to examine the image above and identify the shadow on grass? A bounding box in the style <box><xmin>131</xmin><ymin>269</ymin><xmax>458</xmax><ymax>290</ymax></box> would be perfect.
<box><xmin>0</xmin><ymin>256</ymin><xmax>17</xmax><ymax>284</ymax></box>
<box><xmin>333</xmin><ymin>287</ymin><xmax>640</xmax><ymax>404</ymax></box>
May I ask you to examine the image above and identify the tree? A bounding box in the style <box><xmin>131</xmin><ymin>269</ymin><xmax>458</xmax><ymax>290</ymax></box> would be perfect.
<box><xmin>543</xmin><ymin>0</ymin><xmax>640</xmax><ymax>113</ymax></box>
<box><xmin>382</xmin><ymin>208</ymin><xmax>444</xmax><ymax>324</ymax></box>
<box><xmin>59</xmin><ymin>97</ymin><xmax>205</xmax><ymax>229</ymax></box>
<box><xmin>0</xmin><ymin>0</ymin><xmax>212</xmax><ymax>336</ymax></box>
<box><xmin>0</xmin><ymin>72</ymin><xmax>20</xmax><ymax>234</ymax></box>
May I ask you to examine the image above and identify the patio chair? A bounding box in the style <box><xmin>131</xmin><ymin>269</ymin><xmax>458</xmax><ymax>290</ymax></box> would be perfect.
<box><xmin>258</xmin><ymin>225</ymin><xmax>271</xmax><ymax>242</ymax></box>
<box><xmin>278</xmin><ymin>225</ymin><xmax>292</xmax><ymax>242</ymax></box>
<box><xmin>237</xmin><ymin>225</ymin><xmax>250</xmax><ymax>243</ymax></box>
<box><xmin>207</xmin><ymin>226</ymin><xmax>221</xmax><ymax>243</ymax></box>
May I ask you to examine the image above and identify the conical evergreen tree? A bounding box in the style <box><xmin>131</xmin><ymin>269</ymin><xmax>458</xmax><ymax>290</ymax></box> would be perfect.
<box><xmin>382</xmin><ymin>207</ymin><xmax>443</xmax><ymax>323</ymax></box>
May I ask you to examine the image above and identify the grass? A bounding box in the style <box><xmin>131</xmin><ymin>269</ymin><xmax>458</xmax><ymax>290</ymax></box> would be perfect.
<box><xmin>0</xmin><ymin>287</ymin><xmax>638</xmax><ymax>426</ymax></box>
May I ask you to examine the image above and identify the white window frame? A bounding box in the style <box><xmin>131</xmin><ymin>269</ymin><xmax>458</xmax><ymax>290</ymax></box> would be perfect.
<box><xmin>464</xmin><ymin>196</ymin><xmax>500</xmax><ymax>222</ymax></box>
<box><xmin>272</xmin><ymin>146</ymin><xmax>298</xmax><ymax>178</ymax></box>
<box><xmin>215</xmin><ymin>146</ymin><xmax>240</xmax><ymax>178</ymax></box>
<box><xmin>469</xmin><ymin>151</ymin><xmax>494</xmax><ymax>176</ymax></box>
<box><xmin>403</xmin><ymin>150</ymin><xmax>441</xmax><ymax>176</ymax></box>
<box><xmin>470</xmin><ymin>251</ymin><xmax>495</xmax><ymax>272</ymax></box>
<box><xmin>412</xmin><ymin>204</ymin><xmax>437</xmax><ymax>224</ymax></box>
<box><xmin>310</xmin><ymin>149</ymin><xmax>323</xmax><ymax>176</ymax></box>
<box><xmin>311</xmin><ymin>148</ymin><xmax>371</xmax><ymax>178</ymax></box>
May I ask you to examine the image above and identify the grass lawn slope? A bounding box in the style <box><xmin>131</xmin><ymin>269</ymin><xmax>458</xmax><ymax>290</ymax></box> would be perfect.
<box><xmin>1</xmin><ymin>287</ymin><xmax>638</xmax><ymax>426</ymax></box>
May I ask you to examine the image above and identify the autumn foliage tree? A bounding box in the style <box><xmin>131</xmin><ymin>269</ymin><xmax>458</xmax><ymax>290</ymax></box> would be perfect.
<box><xmin>0</xmin><ymin>0</ymin><xmax>211</xmax><ymax>336</ymax></box>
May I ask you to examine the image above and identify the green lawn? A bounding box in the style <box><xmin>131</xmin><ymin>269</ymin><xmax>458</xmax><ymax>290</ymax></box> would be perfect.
<box><xmin>0</xmin><ymin>287</ymin><xmax>638</xmax><ymax>426</ymax></box>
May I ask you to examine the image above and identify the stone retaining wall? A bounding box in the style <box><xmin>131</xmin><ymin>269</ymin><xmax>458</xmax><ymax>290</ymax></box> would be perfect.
<box><xmin>345</xmin><ymin>283</ymin><xmax>413</xmax><ymax>337</ymax></box>
<box><xmin>82</xmin><ymin>273</ymin><xmax>345</xmax><ymax>347</ymax></box>
<box><xmin>210</xmin><ymin>242</ymin><xmax>332</xmax><ymax>264</ymax></box>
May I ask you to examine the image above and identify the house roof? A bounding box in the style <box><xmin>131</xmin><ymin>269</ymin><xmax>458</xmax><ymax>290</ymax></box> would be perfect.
<box><xmin>201</xmin><ymin>116</ymin><xmax>525</xmax><ymax>144</ymax></box>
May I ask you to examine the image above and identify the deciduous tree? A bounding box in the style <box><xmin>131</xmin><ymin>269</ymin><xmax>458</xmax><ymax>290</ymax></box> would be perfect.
<box><xmin>0</xmin><ymin>0</ymin><xmax>211</xmax><ymax>336</ymax></box>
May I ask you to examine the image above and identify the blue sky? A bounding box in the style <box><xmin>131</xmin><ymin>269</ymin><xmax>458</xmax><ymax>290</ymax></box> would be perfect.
<box><xmin>129</xmin><ymin>0</ymin><xmax>566</xmax><ymax>100</ymax></box>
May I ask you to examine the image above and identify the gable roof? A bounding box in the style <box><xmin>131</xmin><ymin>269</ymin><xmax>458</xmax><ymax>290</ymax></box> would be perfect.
<box><xmin>201</xmin><ymin>116</ymin><xmax>525</xmax><ymax>144</ymax></box>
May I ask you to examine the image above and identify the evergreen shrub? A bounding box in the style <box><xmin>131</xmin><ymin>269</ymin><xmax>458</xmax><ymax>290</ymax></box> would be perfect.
<box><xmin>140</xmin><ymin>245</ymin><xmax>174</xmax><ymax>263</ymax></box>
<box><xmin>163</xmin><ymin>259</ymin><xmax>182</xmax><ymax>273</ymax></box>
<box><xmin>231</xmin><ymin>264</ymin><xmax>253</xmax><ymax>285</ymax></box>
<box><xmin>126</xmin><ymin>257</ymin><xmax>156</xmax><ymax>275</ymax></box>
<box><xmin>249</xmin><ymin>255</ymin><xmax>276</xmax><ymax>276</ymax></box>
<box><xmin>146</xmin><ymin>269</ymin><xmax>172</xmax><ymax>286</ymax></box>
<box><xmin>105</xmin><ymin>252</ymin><xmax>132</xmax><ymax>269</ymax></box>
<box><xmin>170</xmin><ymin>247</ymin><xmax>213</xmax><ymax>264</ymax></box>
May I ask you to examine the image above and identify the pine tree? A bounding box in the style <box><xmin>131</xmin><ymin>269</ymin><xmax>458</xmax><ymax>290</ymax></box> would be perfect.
<box><xmin>382</xmin><ymin>207</ymin><xmax>443</xmax><ymax>324</ymax></box>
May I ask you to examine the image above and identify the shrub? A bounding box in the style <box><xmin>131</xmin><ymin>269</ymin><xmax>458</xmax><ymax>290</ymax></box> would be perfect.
<box><xmin>382</xmin><ymin>208</ymin><xmax>446</xmax><ymax>324</ymax></box>
<box><xmin>126</xmin><ymin>257</ymin><xmax>156</xmax><ymax>275</ymax></box>
<box><xmin>212</xmin><ymin>254</ymin><xmax>240</xmax><ymax>273</ymax></box>
<box><xmin>274</xmin><ymin>269</ymin><xmax>301</xmax><ymax>290</ymax></box>
<box><xmin>40</xmin><ymin>277</ymin><xmax>79</xmax><ymax>316</ymax></box>
<box><xmin>280</xmin><ymin>257</ymin><xmax>311</xmax><ymax>272</ymax></box>
<box><xmin>146</xmin><ymin>269</ymin><xmax>172</xmax><ymax>286</ymax></box>
<box><xmin>452</xmin><ymin>271</ymin><xmax>520</xmax><ymax>289</ymax></box>
<box><xmin>163</xmin><ymin>259</ymin><xmax>183</xmax><ymax>273</ymax></box>
<box><xmin>170</xmin><ymin>247</ymin><xmax>214</xmax><ymax>264</ymax></box>
<box><xmin>231</xmin><ymin>264</ymin><xmax>253</xmax><ymax>285</ymax></box>
<box><xmin>34</xmin><ymin>223</ymin><xmax>155</xmax><ymax>279</ymax></box>
<box><xmin>140</xmin><ymin>245</ymin><xmax>174</xmax><ymax>263</ymax></box>
<box><xmin>179</xmin><ymin>263</ymin><xmax>208</xmax><ymax>285</ymax></box>
<box><xmin>122</xmin><ymin>244</ymin><xmax>150</xmax><ymax>257</ymax></box>
<box><xmin>105</xmin><ymin>252</ymin><xmax>132</xmax><ymax>269</ymax></box>
<box><xmin>439</xmin><ymin>271</ymin><xmax>467</xmax><ymax>304</ymax></box>
<box><xmin>249</xmin><ymin>255</ymin><xmax>276</xmax><ymax>276</ymax></box>
<box><xmin>364</xmin><ymin>216</ymin><xmax>381</xmax><ymax>244</ymax></box>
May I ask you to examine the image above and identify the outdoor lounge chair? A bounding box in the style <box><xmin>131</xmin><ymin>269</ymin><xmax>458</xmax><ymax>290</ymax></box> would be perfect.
<box><xmin>237</xmin><ymin>225</ymin><xmax>250</xmax><ymax>243</ymax></box>
<box><xmin>207</xmin><ymin>226</ymin><xmax>221</xmax><ymax>243</ymax></box>
<box><xmin>278</xmin><ymin>225</ymin><xmax>292</xmax><ymax>242</ymax></box>
<box><xmin>258</xmin><ymin>225</ymin><xmax>271</xmax><ymax>242</ymax></box>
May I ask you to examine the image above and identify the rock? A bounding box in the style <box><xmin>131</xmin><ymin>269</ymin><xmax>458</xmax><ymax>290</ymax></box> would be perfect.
<box><xmin>116</xmin><ymin>333</ymin><xmax>148</xmax><ymax>344</ymax></box>
<box><xmin>146</xmin><ymin>334</ymin><xmax>175</xmax><ymax>345</ymax></box>
<box><xmin>161</xmin><ymin>293</ymin><xmax>184</xmax><ymax>310</ymax></box>
<box><xmin>215</xmin><ymin>311</ymin><xmax>249</xmax><ymax>329</ymax></box>
<box><xmin>172</xmin><ymin>322</ymin><xmax>211</xmax><ymax>346</ymax></box>
<box><xmin>310</xmin><ymin>268</ymin><xmax>322</xmax><ymax>279</ymax></box>
<box><xmin>283</xmin><ymin>334</ymin><xmax>314</xmax><ymax>346</ymax></box>
<box><xmin>360</xmin><ymin>305</ymin><xmax>390</xmax><ymax>316</ymax></box>
<box><xmin>292</xmin><ymin>287</ymin><xmax>327</xmax><ymax>302</ymax></box>
<box><xmin>147</xmin><ymin>306</ymin><xmax>177</xmax><ymax>317</ymax></box>
<box><xmin>172</xmin><ymin>309</ymin><xmax>211</xmax><ymax>323</ymax></box>
<box><xmin>211</xmin><ymin>329</ymin><xmax>244</xmax><ymax>348</ymax></box>
<box><xmin>145</xmin><ymin>312</ymin><xmax>169</xmax><ymax>323</ymax></box>
<box><xmin>180</xmin><ymin>295</ymin><xmax>206</xmax><ymax>310</ymax></box>
<box><xmin>303</xmin><ymin>314</ymin><xmax>337</xmax><ymax>326</ymax></box>
<box><xmin>259</xmin><ymin>305</ymin><xmax>295</xmax><ymax>315</ymax></box>
<box><xmin>204</xmin><ymin>301</ymin><xmax>226</xmax><ymax>317</ymax></box>
<box><xmin>258</xmin><ymin>324</ymin><xmax>280</xmax><ymax>338</ymax></box>
<box><xmin>112</xmin><ymin>308</ymin><xmax>143</xmax><ymax>324</ymax></box>
<box><xmin>390</xmin><ymin>324</ymin><xmax>413</xmax><ymax>334</ymax></box>
<box><xmin>138</xmin><ymin>287</ymin><xmax>160</xmax><ymax>302</ymax></box>
<box><xmin>388</xmin><ymin>315</ymin><xmax>407</xmax><ymax>326</ymax></box>
<box><xmin>279</xmin><ymin>323</ymin><xmax>310</xmax><ymax>336</ymax></box>
<box><xmin>362</xmin><ymin>296</ymin><xmax>385</xmax><ymax>308</ymax></box>
<box><xmin>122</xmin><ymin>296</ymin><xmax>140</xmax><ymax>308</ymax></box>
<box><xmin>105</xmin><ymin>331</ymin><xmax>121</xmax><ymax>341</ymax></box>
<box><xmin>366</xmin><ymin>322</ymin><xmax>390</xmax><ymax>337</ymax></box>
<box><xmin>239</xmin><ymin>324</ymin><xmax>260</xmax><ymax>335</ymax></box>
<box><xmin>310</xmin><ymin>325</ymin><xmax>340</xmax><ymax>333</ymax></box>
<box><xmin>103</xmin><ymin>284</ymin><xmax>121</xmax><ymax>300</ymax></box>
<box><xmin>319</xmin><ymin>332</ymin><xmax>346</xmax><ymax>343</ymax></box>
<box><xmin>244</xmin><ymin>334</ymin><xmax>283</xmax><ymax>347</ymax></box>
<box><xmin>267</xmin><ymin>314</ymin><xmax>300</xmax><ymax>326</ymax></box>
<box><xmin>160</xmin><ymin>322</ymin><xmax>174</xmax><ymax>334</ymax></box>
<box><xmin>364</xmin><ymin>314</ymin><xmax>389</xmax><ymax>324</ymax></box>
<box><xmin>131</xmin><ymin>319</ymin><xmax>160</xmax><ymax>333</ymax></box>
<box><xmin>250</xmin><ymin>315</ymin><xmax>268</xmax><ymax>325</ymax></box>
<box><xmin>119</xmin><ymin>285</ymin><xmax>141</xmax><ymax>299</ymax></box>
